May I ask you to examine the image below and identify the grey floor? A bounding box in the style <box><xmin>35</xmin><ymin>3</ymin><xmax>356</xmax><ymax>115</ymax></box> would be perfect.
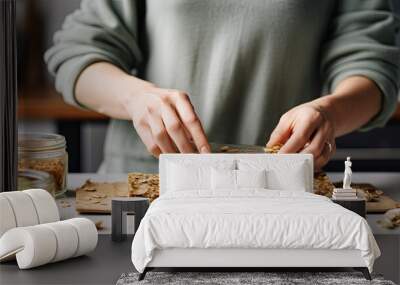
<box><xmin>1</xmin><ymin>235</ymin><xmax>398</xmax><ymax>285</ymax></box>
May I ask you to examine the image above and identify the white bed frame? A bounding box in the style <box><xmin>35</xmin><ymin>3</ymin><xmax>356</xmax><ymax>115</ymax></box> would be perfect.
<box><xmin>139</xmin><ymin>154</ymin><xmax>371</xmax><ymax>280</ymax></box>
<box><xmin>148</xmin><ymin>248</ymin><xmax>365</xmax><ymax>268</ymax></box>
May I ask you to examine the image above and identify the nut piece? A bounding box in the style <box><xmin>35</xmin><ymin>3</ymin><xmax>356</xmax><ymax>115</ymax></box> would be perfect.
<box><xmin>95</xmin><ymin>220</ymin><xmax>104</xmax><ymax>230</ymax></box>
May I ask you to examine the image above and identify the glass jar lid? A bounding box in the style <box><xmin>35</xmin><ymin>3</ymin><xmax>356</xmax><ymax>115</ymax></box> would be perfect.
<box><xmin>18</xmin><ymin>132</ymin><xmax>66</xmax><ymax>152</ymax></box>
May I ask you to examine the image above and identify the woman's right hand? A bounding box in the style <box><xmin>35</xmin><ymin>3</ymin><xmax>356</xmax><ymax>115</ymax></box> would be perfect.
<box><xmin>75</xmin><ymin>62</ymin><xmax>210</xmax><ymax>157</ymax></box>
<box><xmin>124</xmin><ymin>83</ymin><xmax>211</xmax><ymax>157</ymax></box>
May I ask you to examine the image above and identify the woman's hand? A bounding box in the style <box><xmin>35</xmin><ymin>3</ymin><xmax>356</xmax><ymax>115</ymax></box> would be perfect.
<box><xmin>124</xmin><ymin>84</ymin><xmax>210</xmax><ymax>157</ymax></box>
<box><xmin>266</xmin><ymin>76</ymin><xmax>383</xmax><ymax>170</ymax></box>
<box><xmin>267</xmin><ymin>100</ymin><xmax>336</xmax><ymax>170</ymax></box>
<box><xmin>75</xmin><ymin>62</ymin><xmax>210</xmax><ymax>158</ymax></box>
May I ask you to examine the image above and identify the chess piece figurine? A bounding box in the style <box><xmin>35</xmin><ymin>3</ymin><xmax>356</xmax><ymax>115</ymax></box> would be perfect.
<box><xmin>343</xmin><ymin>157</ymin><xmax>352</xmax><ymax>189</ymax></box>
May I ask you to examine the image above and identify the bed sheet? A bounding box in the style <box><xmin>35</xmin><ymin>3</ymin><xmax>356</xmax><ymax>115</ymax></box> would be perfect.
<box><xmin>131</xmin><ymin>190</ymin><xmax>380</xmax><ymax>273</ymax></box>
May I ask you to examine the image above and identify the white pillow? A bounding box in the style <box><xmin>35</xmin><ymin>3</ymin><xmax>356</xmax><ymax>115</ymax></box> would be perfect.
<box><xmin>269</xmin><ymin>163</ymin><xmax>307</xmax><ymax>191</ymax></box>
<box><xmin>168</xmin><ymin>163</ymin><xmax>209</xmax><ymax>191</ymax></box>
<box><xmin>167</xmin><ymin>160</ymin><xmax>235</xmax><ymax>191</ymax></box>
<box><xmin>211</xmin><ymin>168</ymin><xmax>236</xmax><ymax>190</ymax></box>
<box><xmin>236</xmin><ymin>169</ymin><xmax>267</xmax><ymax>189</ymax></box>
<box><xmin>238</xmin><ymin>159</ymin><xmax>309</xmax><ymax>191</ymax></box>
<box><xmin>211</xmin><ymin>169</ymin><xmax>267</xmax><ymax>190</ymax></box>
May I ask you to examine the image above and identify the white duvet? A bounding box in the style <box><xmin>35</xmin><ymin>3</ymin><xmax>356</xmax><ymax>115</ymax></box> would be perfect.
<box><xmin>131</xmin><ymin>190</ymin><xmax>380</xmax><ymax>273</ymax></box>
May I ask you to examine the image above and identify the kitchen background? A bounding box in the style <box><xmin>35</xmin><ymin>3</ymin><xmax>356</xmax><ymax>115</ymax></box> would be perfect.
<box><xmin>18</xmin><ymin>0</ymin><xmax>400</xmax><ymax>173</ymax></box>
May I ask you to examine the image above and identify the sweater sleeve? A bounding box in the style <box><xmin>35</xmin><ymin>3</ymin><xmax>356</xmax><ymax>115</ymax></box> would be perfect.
<box><xmin>321</xmin><ymin>0</ymin><xmax>400</xmax><ymax>131</ymax></box>
<box><xmin>44</xmin><ymin>0</ymin><xmax>142</xmax><ymax>107</ymax></box>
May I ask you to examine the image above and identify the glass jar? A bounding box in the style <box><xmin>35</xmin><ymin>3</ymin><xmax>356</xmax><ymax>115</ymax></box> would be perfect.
<box><xmin>18</xmin><ymin>169</ymin><xmax>56</xmax><ymax>197</ymax></box>
<box><xmin>18</xmin><ymin>133</ymin><xmax>68</xmax><ymax>197</ymax></box>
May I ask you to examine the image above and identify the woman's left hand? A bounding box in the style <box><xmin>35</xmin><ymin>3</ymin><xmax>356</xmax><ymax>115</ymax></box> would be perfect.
<box><xmin>266</xmin><ymin>100</ymin><xmax>336</xmax><ymax>171</ymax></box>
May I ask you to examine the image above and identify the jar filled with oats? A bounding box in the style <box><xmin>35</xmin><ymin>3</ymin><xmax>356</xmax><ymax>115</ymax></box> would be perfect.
<box><xmin>18</xmin><ymin>133</ymin><xmax>68</xmax><ymax>197</ymax></box>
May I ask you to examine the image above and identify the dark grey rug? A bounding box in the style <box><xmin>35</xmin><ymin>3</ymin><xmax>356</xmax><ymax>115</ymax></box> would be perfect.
<box><xmin>117</xmin><ymin>272</ymin><xmax>395</xmax><ymax>285</ymax></box>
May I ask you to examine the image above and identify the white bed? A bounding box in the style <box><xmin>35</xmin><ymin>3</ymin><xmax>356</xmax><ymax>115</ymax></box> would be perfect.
<box><xmin>131</xmin><ymin>154</ymin><xmax>380</xmax><ymax>280</ymax></box>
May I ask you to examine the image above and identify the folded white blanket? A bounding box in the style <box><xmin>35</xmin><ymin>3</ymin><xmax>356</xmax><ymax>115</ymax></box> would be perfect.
<box><xmin>131</xmin><ymin>190</ymin><xmax>380</xmax><ymax>273</ymax></box>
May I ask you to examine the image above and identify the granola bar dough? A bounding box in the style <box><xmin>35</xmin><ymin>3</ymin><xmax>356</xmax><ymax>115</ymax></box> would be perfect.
<box><xmin>127</xmin><ymin>173</ymin><xmax>159</xmax><ymax>202</ymax></box>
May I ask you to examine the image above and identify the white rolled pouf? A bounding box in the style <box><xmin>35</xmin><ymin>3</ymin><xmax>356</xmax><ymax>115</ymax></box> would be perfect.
<box><xmin>0</xmin><ymin>226</ymin><xmax>57</xmax><ymax>269</ymax></box>
<box><xmin>23</xmin><ymin>189</ymin><xmax>60</xmax><ymax>224</ymax></box>
<box><xmin>42</xmin><ymin>221</ymin><xmax>79</xmax><ymax>262</ymax></box>
<box><xmin>0</xmin><ymin>218</ymin><xmax>97</xmax><ymax>269</ymax></box>
<box><xmin>0</xmin><ymin>196</ymin><xmax>17</xmax><ymax>237</ymax></box>
<box><xmin>0</xmin><ymin>192</ymin><xmax>39</xmax><ymax>227</ymax></box>
<box><xmin>64</xmin><ymin>218</ymin><xmax>98</xmax><ymax>257</ymax></box>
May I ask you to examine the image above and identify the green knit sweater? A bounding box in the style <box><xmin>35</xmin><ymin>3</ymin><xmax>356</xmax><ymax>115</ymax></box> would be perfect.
<box><xmin>46</xmin><ymin>0</ymin><xmax>400</xmax><ymax>173</ymax></box>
